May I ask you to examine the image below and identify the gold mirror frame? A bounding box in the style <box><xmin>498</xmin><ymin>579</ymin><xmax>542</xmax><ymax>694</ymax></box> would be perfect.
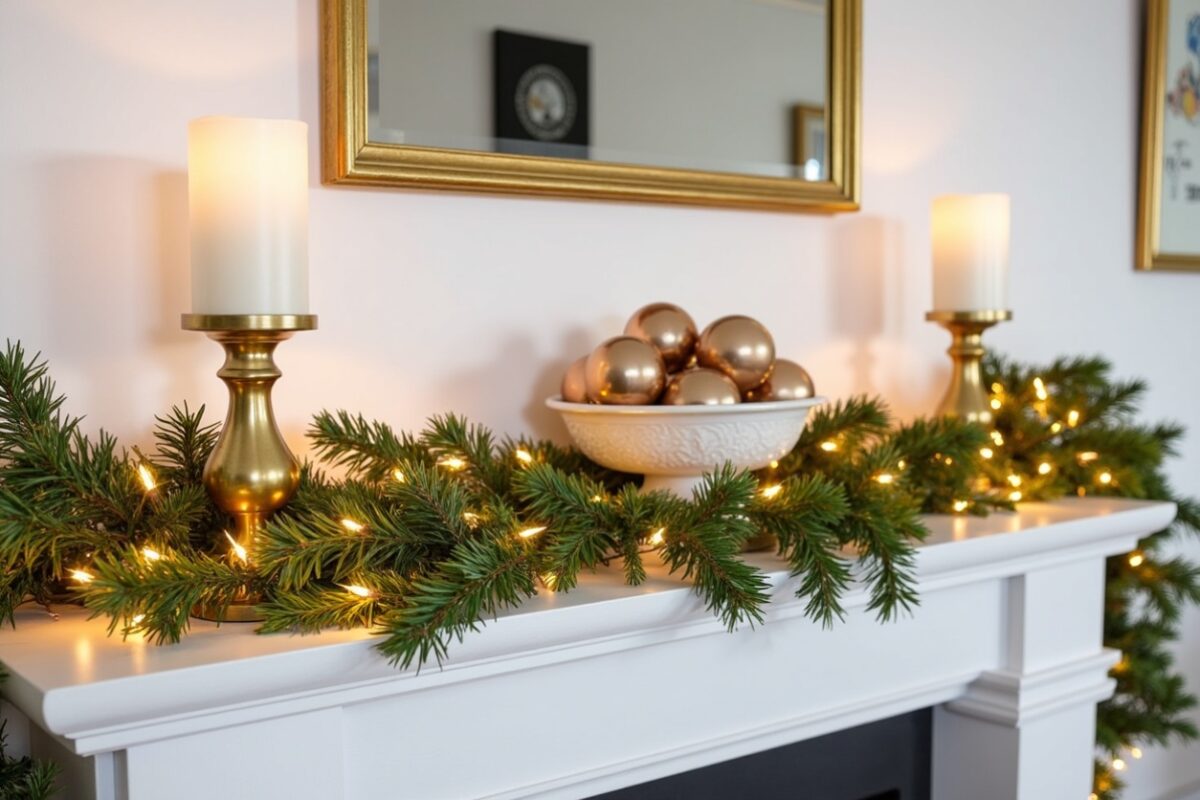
<box><xmin>321</xmin><ymin>0</ymin><xmax>861</xmax><ymax>212</ymax></box>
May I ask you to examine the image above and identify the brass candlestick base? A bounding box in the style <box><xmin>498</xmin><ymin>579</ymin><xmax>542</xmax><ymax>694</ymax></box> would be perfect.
<box><xmin>925</xmin><ymin>310</ymin><xmax>1012</xmax><ymax>426</ymax></box>
<box><xmin>183</xmin><ymin>313</ymin><xmax>317</xmax><ymax>622</ymax></box>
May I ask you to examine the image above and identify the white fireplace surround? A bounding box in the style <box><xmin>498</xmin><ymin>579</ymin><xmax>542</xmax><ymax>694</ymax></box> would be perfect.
<box><xmin>0</xmin><ymin>498</ymin><xmax>1175</xmax><ymax>799</ymax></box>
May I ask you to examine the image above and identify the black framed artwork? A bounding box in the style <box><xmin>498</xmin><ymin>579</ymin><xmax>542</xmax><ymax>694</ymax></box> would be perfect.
<box><xmin>493</xmin><ymin>29</ymin><xmax>590</xmax><ymax>158</ymax></box>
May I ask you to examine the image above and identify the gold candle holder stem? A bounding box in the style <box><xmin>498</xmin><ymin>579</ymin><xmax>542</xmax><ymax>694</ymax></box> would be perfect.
<box><xmin>183</xmin><ymin>313</ymin><xmax>317</xmax><ymax>622</ymax></box>
<box><xmin>925</xmin><ymin>310</ymin><xmax>1012</xmax><ymax>426</ymax></box>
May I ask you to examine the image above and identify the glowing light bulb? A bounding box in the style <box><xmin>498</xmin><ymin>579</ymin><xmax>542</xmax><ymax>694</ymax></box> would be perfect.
<box><xmin>392</xmin><ymin>468</ymin><xmax>406</xmax><ymax>483</ymax></box>
<box><xmin>990</xmin><ymin>397</ymin><xmax>1003</xmax><ymax>410</ymax></box>
<box><xmin>820</xmin><ymin>440</ymin><xmax>839</xmax><ymax>452</ymax></box>
<box><xmin>136</xmin><ymin>463</ymin><xmax>157</xmax><ymax>492</ymax></box>
<box><xmin>875</xmin><ymin>473</ymin><xmax>895</xmax><ymax>485</ymax></box>
<box><xmin>71</xmin><ymin>569</ymin><xmax>94</xmax><ymax>584</ymax></box>
<box><xmin>462</xmin><ymin>511</ymin><xmax>481</xmax><ymax>526</ymax></box>
<box><xmin>1038</xmin><ymin>462</ymin><xmax>1053</xmax><ymax>475</ymax></box>
<box><xmin>1112</xmin><ymin>758</ymin><xmax>1127</xmax><ymax>772</ymax></box>
<box><xmin>990</xmin><ymin>430</ymin><xmax>1005</xmax><ymax>446</ymax></box>
<box><xmin>761</xmin><ymin>484</ymin><xmax>783</xmax><ymax>499</ymax></box>
<box><xmin>341</xmin><ymin>584</ymin><xmax>372</xmax><ymax>598</ymax></box>
<box><xmin>943</xmin><ymin>456</ymin><xmax>954</xmax><ymax>466</ymax></box>
<box><xmin>1033</xmin><ymin>377</ymin><xmax>1049</xmax><ymax>401</ymax></box>
<box><xmin>515</xmin><ymin>448</ymin><xmax>533</xmax><ymax>464</ymax></box>
<box><xmin>340</xmin><ymin>518</ymin><xmax>366</xmax><ymax>533</ymax></box>
<box><xmin>541</xmin><ymin>572</ymin><xmax>558</xmax><ymax>590</ymax></box>
<box><xmin>1099</xmin><ymin>471</ymin><xmax>1113</xmax><ymax>485</ymax></box>
<box><xmin>897</xmin><ymin>459</ymin><xmax>907</xmax><ymax>470</ymax></box>
<box><xmin>1009</xmin><ymin>490</ymin><xmax>1023</xmax><ymax>502</ymax></box>
<box><xmin>1130</xmin><ymin>746</ymin><xmax>1143</xmax><ymax>760</ymax></box>
<box><xmin>132</xmin><ymin>614</ymin><xmax>145</xmax><ymax>625</ymax></box>
<box><xmin>141</xmin><ymin>547</ymin><xmax>162</xmax><ymax>562</ymax></box>
<box><xmin>648</xmin><ymin>527</ymin><xmax>666</xmax><ymax>546</ymax></box>
<box><xmin>1128</xmin><ymin>552</ymin><xmax>1145</xmax><ymax>568</ymax></box>
<box><xmin>589</xmin><ymin>494</ymin><xmax>604</xmax><ymax>503</ymax></box>
<box><xmin>517</xmin><ymin>525</ymin><xmax>547</xmax><ymax>540</ymax></box>
<box><xmin>953</xmin><ymin>500</ymin><xmax>969</xmax><ymax>513</ymax></box>
<box><xmin>224</xmin><ymin>531</ymin><xmax>248</xmax><ymax>563</ymax></box>
<box><xmin>769</xmin><ymin>460</ymin><xmax>780</xmax><ymax>470</ymax></box>
<box><xmin>1067</xmin><ymin>409</ymin><xmax>1081</xmax><ymax>427</ymax></box>
<box><xmin>991</xmin><ymin>382</ymin><xmax>1005</xmax><ymax>394</ymax></box>
<box><xmin>1078</xmin><ymin>451</ymin><xmax>1100</xmax><ymax>463</ymax></box>
<box><xmin>437</xmin><ymin>455</ymin><xmax>467</xmax><ymax>471</ymax></box>
<box><xmin>1050</xmin><ymin>422</ymin><xmax>1063</xmax><ymax>433</ymax></box>
<box><xmin>1007</xmin><ymin>474</ymin><xmax>1022</xmax><ymax>487</ymax></box>
<box><xmin>980</xmin><ymin>447</ymin><xmax>994</xmax><ymax>460</ymax></box>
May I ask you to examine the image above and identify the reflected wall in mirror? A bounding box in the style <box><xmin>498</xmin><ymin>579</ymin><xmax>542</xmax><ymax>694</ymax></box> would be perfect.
<box><xmin>324</xmin><ymin>0</ymin><xmax>860</xmax><ymax>211</ymax></box>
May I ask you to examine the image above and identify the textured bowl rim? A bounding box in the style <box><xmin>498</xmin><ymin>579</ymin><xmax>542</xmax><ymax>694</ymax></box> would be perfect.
<box><xmin>545</xmin><ymin>395</ymin><xmax>827</xmax><ymax>416</ymax></box>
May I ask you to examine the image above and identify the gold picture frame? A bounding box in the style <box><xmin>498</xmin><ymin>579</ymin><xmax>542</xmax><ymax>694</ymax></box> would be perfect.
<box><xmin>321</xmin><ymin>0</ymin><xmax>861</xmax><ymax>213</ymax></box>
<box><xmin>1138</xmin><ymin>0</ymin><xmax>1200</xmax><ymax>270</ymax></box>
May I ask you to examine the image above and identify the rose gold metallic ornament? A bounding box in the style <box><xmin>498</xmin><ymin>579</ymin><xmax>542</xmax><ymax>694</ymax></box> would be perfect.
<box><xmin>624</xmin><ymin>302</ymin><xmax>698</xmax><ymax>373</ymax></box>
<box><xmin>560</xmin><ymin>356</ymin><xmax>589</xmax><ymax>403</ymax></box>
<box><xmin>584</xmin><ymin>336</ymin><xmax>667</xmax><ymax>405</ymax></box>
<box><xmin>696</xmin><ymin>315</ymin><xmax>776</xmax><ymax>392</ymax></box>
<box><xmin>661</xmin><ymin>368</ymin><xmax>741</xmax><ymax>406</ymax></box>
<box><xmin>744</xmin><ymin>359</ymin><xmax>815</xmax><ymax>402</ymax></box>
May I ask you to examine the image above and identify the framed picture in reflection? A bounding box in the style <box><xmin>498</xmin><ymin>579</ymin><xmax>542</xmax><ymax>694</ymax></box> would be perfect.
<box><xmin>494</xmin><ymin>30</ymin><xmax>590</xmax><ymax>159</ymax></box>
<box><xmin>793</xmin><ymin>104</ymin><xmax>826</xmax><ymax>181</ymax></box>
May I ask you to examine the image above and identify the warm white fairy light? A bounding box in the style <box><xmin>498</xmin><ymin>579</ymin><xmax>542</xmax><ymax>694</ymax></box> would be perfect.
<box><xmin>224</xmin><ymin>531</ymin><xmax>248</xmax><ymax>563</ymax></box>
<box><xmin>462</xmin><ymin>511</ymin><xmax>481</xmax><ymax>526</ymax></box>
<box><xmin>1050</xmin><ymin>421</ymin><xmax>1063</xmax><ymax>434</ymax></box>
<box><xmin>1038</xmin><ymin>461</ymin><xmax>1053</xmax><ymax>475</ymax></box>
<box><xmin>820</xmin><ymin>440</ymin><xmax>839</xmax><ymax>452</ymax></box>
<box><xmin>953</xmin><ymin>500</ymin><xmax>969</xmax><ymax>513</ymax></box>
<box><xmin>541</xmin><ymin>572</ymin><xmax>558</xmax><ymax>590</ymax></box>
<box><xmin>1112</xmin><ymin>757</ymin><xmax>1127</xmax><ymax>772</ymax></box>
<box><xmin>761</xmin><ymin>484</ymin><xmax>783</xmax><ymax>499</ymax></box>
<box><xmin>131</xmin><ymin>613</ymin><xmax>145</xmax><ymax>625</ymax></box>
<box><xmin>1067</xmin><ymin>409</ymin><xmax>1081</xmax><ymax>428</ymax></box>
<box><xmin>515</xmin><ymin>448</ymin><xmax>534</xmax><ymax>464</ymax></box>
<box><xmin>979</xmin><ymin>447</ymin><xmax>994</xmax><ymax>460</ymax></box>
<box><xmin>1009</xmin><ymin>490</ymin><xmax>1023</xmax><ymax>503</ymax></box>
<box><xmin>1130</xmin><ymin>746</ymin><xmax>1143</xmax><ymax>760</ymax></box>
<box><xmin>1033</xmin><ymin>377</ymin><xmax>1049</xmax><ymax>401</ymax></box>
<box><xmin>1007</xmin><ymin>474</ymin><xmax>1022</xmax><ymax>487</ymax></box>
<box><xmin>990</xmin><ymin>430</ymin><xmax>1004</xmax><ymax>446</ymax></box>
<box><xmin>392</xmin><ymin>468</ymin><xmax>406</xmax><ymax>483</ymax></box>
<box><xmin>589</xmin><ymin>494</ymin><xmax>604</xmax><ymax>503</ymax></box>
<box><xmin>70</xmin><ymin>568</ymin><xmax>94</xmax><ymax>584</ymax></box>
<box><xmin>141</xmin><ymin>546</ymin><xmax>163</xmax><ymax>562</ymax></box>
<box><xmin>136</xmin><ymin>463</ymin><xmax>157</xmax><ymax>493</ymax></box>
<box><xmin>897</xmin><ymin>459</ymin><xmax>907</xmax><ymax>470</ymax></box>
<box><xmin>437</xmin><ymin>455</ymin><xmax>467</xmax><ymax>471</ymax></box>
<box><xmin>1078</xmin><ymin>451</ymin><xmax>1100</xmax><ymax>464</ymax></box>
<box><xmin>517</xmin><ymin>525</ymin><xmax>547</xmax><ymax>540</ymax></box>
<box><xmin>1099</xmin><ymin>471</ymin><xmax>1114</xmax><ymax>485</ymax></box>
<box><xmin>648</xmin><ymin>527</ymin><xmax>666</xmax><ymax>546</ymax></box>
<box><xmin>341</xmin><ymin>584</ymin><xmax>373</xmax><ymax>598</ymax></box>
<box><xmin>990</xmin><ymin>397</ymin><xmax>1002</xmax><ymax>411</ymax></box>
<box><xmin>341</xmin><ymin>518</ymin><xmax>366</xmax><ymax>533</ymax></box>
<box><xmin>875</xmin><ymin>473</ymin><xmax>895</xmax><ymax>485</ymax></box>
<box><xmin>1128</xmin><ymin>552</ymin><xmax>1145</xmax><ymax>568</ymax></box>
<box><xmin>991</xmin><ymin>382</ymin><xmax>1005</xmax><ymax>394</ymax></box>
<box><xmin>943</xmin><ymin>456</ymin><xmax>954</xmax><ymax>466</ymax></box>
<box><xmin>769</xmin><ymin>459</ymin><xmax>780</xmax><ymax>470</ymax></box>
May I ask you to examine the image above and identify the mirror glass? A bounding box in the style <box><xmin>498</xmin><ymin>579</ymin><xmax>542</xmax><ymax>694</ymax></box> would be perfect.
<box><xmin>366</xmin><ymin>0</ymin><xmax>829</xmax><ymax>180</ymax></box>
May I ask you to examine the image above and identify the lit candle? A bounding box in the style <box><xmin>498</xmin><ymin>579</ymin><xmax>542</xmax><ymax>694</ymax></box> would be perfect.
<box><xmin>930</xmin><ymin>194</ymin><xmax>1010</xmax><ymax>311</ymax></box>
<box><xmin>188</xmin><ymin>117</ymin><xmax>309</xmax><ymax>315</ymax></box>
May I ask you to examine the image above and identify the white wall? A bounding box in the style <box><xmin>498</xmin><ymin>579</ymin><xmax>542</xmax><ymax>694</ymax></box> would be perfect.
<box><xmin>375</xmin><ymin>0</ymin><xmax>825</xmax><ymax>174</ymax></box>
<box><xmin>0</xmin><ymin>1</ymin><xmax>1197</xmax><ymax>797</ymax></box>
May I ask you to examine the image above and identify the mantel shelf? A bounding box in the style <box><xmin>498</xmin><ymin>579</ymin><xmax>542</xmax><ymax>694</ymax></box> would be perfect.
<box><xmin>0</xmin><ymin>498</ymin><xmax>1177</xmax><ymax>800</ymax></box>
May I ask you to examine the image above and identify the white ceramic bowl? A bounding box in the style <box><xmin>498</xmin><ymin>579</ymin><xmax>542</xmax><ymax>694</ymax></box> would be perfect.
<box><xmin>546</xmin><ymin>396</ymin><xmax>826</xmax><ymax>497</ymax></box>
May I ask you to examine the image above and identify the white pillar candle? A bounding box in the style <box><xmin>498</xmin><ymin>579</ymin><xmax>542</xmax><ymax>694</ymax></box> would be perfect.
<box><xmin>188</xmin><ymin>117</ymin><xmax>309</xmax><ymax>315</ymax></box>
<box><xmin>930</xmin><ymin>194</ymin><xmax>1010</xmax><ymax>312</ymax></box>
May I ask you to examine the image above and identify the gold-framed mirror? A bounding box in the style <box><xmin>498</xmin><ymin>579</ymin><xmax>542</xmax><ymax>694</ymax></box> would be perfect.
<box><xmin>321</xmin><ymin>0</ymin><xmax>860</xmax><ymax>212</ymax></box>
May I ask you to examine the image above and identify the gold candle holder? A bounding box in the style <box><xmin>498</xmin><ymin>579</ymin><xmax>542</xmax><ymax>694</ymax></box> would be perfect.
<box><xmin>182</xmin><ymin>313</ymin><xmax>317</xmax><ymax>621</ymax></box>
<box><xmin>925</xmin><ymin>310</ymin><xmax>1012</xmax><ymax>425</ymax></box>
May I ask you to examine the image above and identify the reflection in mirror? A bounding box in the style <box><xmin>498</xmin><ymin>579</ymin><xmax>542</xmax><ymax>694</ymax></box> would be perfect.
<box><xmin>365</xmin><ymin>0</ymin><xmax>828</xmax><ymax>179</ymax></box>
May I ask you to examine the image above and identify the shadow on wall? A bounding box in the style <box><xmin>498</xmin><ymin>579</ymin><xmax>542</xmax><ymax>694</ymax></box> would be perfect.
<box><xmin>35</xmin><ymin>156</ymin><xmax>210</xmax><ymax>420</ymax></box>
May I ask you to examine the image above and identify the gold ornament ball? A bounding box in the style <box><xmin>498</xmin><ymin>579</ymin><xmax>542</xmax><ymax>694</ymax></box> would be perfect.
<box><xmin>662</xmin><ymin>368</ymin><xmax>741</xmax><ymax>406</ymax></box>
<box><xmin>585</xmin><ymin>336</ymin><xmax>667</xmax><ymax>405</ymax></box>
<box><xmin>561</xmin><ymin>356</ymin><xmax>589</xmax><ymax>403</ymax></box>
<box><xmin>624</xmin><ymin>302</ymin><xmax>698</xmax><ymax>373</ymax></box>
<box><xmin>745</xmin><ymin>359</ymin><xmax>815</xmax><ymax>402</ymax></box>
<box><xmin>696</xmin><ymin>315</ymin><xmax>776</xmax><ymax>392</ymax></box>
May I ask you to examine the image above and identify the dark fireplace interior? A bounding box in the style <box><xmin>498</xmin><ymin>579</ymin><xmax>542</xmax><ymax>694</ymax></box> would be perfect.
<box><xmin>588</xmin><ymin>709</ymin><xmax>931</xmax><ymax>800</ymax></box>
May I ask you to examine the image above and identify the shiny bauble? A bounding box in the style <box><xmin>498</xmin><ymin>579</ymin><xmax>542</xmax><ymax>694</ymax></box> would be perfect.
<box><xmin>585</xmin><ymin>336</ymin><xmax>667</xmax><ymax>405</ymax></box>
<box><xmin>744</xmin><ymin>359</ymin><xmax>815</xmax><ymax>402</ymax></box>
<box><xmin>624</xmin><ymin>302</ymin><xmax>699</xmax><ymax>373</ymax></box>
<box><xmin>661</xmin><ymin>368</ymin><xmax>741</xmax><ymax>406</ymax></box>
<box><xmin>560</xmin><ymin>356</ymin><xmax>589</xmax><ymax>403</ymax></box>
<box><xmin>695</xmin><ymin>315</ymin><xmax>776</xmax><ymax>392</ymax></box>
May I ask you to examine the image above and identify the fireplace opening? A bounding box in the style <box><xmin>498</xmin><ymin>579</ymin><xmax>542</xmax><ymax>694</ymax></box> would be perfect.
<box><xmin>587</xmin><ymin>709</ymin><xmax>931</xmax><ymax>800</ymax></box>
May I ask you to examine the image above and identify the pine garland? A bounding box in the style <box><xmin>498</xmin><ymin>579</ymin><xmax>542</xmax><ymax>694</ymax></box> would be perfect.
<box><xmin>0</xmin><ymin>341</ymin><xmax>1197</xmax><ymax>799</ymax></box>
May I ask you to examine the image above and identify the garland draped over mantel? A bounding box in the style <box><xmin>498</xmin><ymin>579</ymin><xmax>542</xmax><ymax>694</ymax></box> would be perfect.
<box><xmin>0</xmin><ymin>342</ymin><xmax>1196</xmax><ymax>799</ymax></box>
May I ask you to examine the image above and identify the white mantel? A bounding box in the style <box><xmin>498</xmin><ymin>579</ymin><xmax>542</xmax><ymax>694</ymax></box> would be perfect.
<box><xmin>0</xmin><ymin>498</ymin><xmax>1176</xmax><ymax>800</ymax></box>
